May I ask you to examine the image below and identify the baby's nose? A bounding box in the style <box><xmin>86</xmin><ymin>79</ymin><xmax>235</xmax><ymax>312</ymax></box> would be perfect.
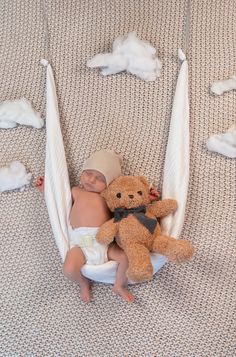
<box><xmin>128</xmin><ymin>194</ymin><xmax>134</xmax><ymax>199</ymax></box>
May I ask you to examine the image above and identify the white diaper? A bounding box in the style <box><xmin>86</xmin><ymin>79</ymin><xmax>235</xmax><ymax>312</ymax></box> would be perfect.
<box><xmin>69</xmin><ymin>226</ymin><xmax>108</xmax><ymax>265</ymax></box>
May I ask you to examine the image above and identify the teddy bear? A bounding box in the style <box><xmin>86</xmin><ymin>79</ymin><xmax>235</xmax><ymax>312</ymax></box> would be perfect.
<box><xmin>96</xmin><ymin>175</ymin><xmax>194</xmax><ymax>282</ymax></box>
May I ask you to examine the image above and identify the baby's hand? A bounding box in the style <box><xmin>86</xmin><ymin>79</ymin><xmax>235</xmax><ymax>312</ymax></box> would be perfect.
<box><xmin>35</xmin><ymin>176</ymin><xmax>44</xmax><ymax>193</ymax></box>
<box><xmin>149</xmin><ymin>186</ymin><xmax>161</xmax><ymax>202</ymax></box>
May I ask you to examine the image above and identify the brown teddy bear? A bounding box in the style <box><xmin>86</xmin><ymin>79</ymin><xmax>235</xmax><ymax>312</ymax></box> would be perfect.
<box><xmin>96</xmin><ymin>175</ymin><xmax>194</xmax><ymax>282</ymax></box>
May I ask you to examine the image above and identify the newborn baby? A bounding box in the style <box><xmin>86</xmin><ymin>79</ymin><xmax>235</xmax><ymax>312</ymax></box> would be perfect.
<box><xmin>36</xmin><ymin>150</ymin><xmax>134</xmax><ymax>303</ymax></box>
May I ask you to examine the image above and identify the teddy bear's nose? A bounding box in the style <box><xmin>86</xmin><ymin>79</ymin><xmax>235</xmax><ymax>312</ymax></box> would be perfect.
<box><xmin>128</xmin><ymin>194</ymin><xmax>134</xmax><ymax>199</ymax></box>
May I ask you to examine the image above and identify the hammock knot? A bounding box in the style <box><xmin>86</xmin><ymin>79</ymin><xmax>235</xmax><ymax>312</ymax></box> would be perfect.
<box><xmin>40</xmin><ymin>59</ymin><xmax>49</xmax><ymax>67</ymax></box>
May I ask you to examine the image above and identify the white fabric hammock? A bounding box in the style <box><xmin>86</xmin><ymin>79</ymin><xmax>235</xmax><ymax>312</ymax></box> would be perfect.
<box><xmin>161</xmin><ymin>49</ymin><xmax>189</xmax><ymax>237</ymax></box>
<box><xmin>42</xmin><ymin>50</ymin><xmax>189</xmax><ymax>284</ymax></box>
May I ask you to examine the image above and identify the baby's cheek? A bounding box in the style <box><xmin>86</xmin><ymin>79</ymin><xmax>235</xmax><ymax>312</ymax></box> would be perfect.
<box><xmin>96</xmin><ymin>183</ymin><xmax>106</xmax><ymax>193</ymax></box>
<box><xmin>100</xmin><ymin>182</ymin><xmax>107</xmax><ymax>190</ymax></box>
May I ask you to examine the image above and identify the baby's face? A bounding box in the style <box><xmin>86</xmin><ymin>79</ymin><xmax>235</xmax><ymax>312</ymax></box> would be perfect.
<box><xmin>80</xmin><ymin>169</ymin><xmax>107</xmax><ymax>193</ymax></box>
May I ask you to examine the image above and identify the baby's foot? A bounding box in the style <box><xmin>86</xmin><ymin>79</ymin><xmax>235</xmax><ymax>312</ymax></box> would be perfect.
<box><xmin>80</xmin><ymin>281</ymin><xmax>92</xmax><ymax>303</ymax></box>
<box><xmin>112</xmin><ymin>286</ymin><xmax>135</xmax><ymax>303</ymax></box>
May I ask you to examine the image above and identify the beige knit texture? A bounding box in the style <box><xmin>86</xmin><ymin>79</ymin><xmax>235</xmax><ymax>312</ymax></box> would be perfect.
<box><xmin>0</xmin><ymin>1</ymin><xmax>235</xmax><ymax>356</ymax></box>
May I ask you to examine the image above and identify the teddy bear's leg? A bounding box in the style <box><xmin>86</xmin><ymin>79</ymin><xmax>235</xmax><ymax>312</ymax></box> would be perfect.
<box><xmin>125</xmin><ymin>243</ymin><xmax>153</xmax><ymax>282</ymax></box>
<box><xmin>152</xmin><ymin>235</ymin><xmax>194</xmax><ymax>263</ymax></box>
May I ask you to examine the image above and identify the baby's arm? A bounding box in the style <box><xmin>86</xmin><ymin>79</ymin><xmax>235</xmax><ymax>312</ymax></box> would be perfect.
<box><xmin>71</xmin><ymin>186</ymin><xmax>80</xmax><ymax>202</ymax></box>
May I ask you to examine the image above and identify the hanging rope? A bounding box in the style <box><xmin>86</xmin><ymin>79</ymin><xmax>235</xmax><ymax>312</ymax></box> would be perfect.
<box><xmin>41</xmin><ymin>0</ymin><xmax>50</xmax><ymax>63</ymax></box>
<box><xmin>184</xmin><ymin>0</ymin><xmax>191</xmax><ymax>57</ymax></box>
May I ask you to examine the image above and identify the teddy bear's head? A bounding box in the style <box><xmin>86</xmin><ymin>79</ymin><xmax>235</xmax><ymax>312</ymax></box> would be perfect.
<box><xmin>101</xmin><ymin>175</ymin><xmax>150</xmax><ymax>211</ymax></box>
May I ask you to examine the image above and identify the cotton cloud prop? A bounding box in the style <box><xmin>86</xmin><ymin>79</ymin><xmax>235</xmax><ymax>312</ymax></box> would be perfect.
<box><xmin>0</xmin><ymin>161</ymin><xmax>32</xmax><ymax>192</ymax></box>
<box><xmin>0</xmin><ymin>98</ymin><xmax>44</xmax><ymax>129</ymax></box>
<box><xmin>206</xmin><ymin>124</ymin><xmax>236</xmax><ymax>158</ymax></box>
<box><xmin>87</xmin><ymin>32</ymin><xmax>162</xmax><ymax>81</ymax></box>
<box><xmin>211</xmin><ymin>75</ymin><xmax>236</xmax><ymax>95</ymax></box>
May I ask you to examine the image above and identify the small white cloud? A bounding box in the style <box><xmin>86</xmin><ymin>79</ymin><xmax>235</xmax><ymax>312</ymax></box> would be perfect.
<box><xmin>0</xmin><ymin>98</ymin><xmax>44</xmax><ymax>129</ymax></box>
<box><xmin>0</xmin><ymin>161</ymin><xmax>32</xmax><ymax>192</ymax></box>
<box><xmin>87</xmin><ymin>32</ymin><xmax>162</xmax><ymax>81</ymax></box>
<box><xmin>206</xmin><ymin>124</ymin><xmax>236</xmax><ymax>158</ymax></box>
<box><xmin>0</xmin><ymin>120</ymin><xmax>16</xmax><ymax>129</ymax></box>
<box><xmin>211</xmin><ymin>75</ymin><xmax>236</xmax><ymax>95</ymax></box>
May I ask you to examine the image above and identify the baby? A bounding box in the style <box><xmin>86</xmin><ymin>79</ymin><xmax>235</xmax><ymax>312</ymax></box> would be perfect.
<box><xmin>36</xmin><ymin>149</ymin><xmax>134</xmax><ymax>303</ymax></box>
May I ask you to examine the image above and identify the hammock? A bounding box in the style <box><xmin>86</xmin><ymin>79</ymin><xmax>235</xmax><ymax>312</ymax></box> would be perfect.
<box><xmin>41</xmin><ymin>50</ymin><xmax>189</xmax><ymax>284</ymax></box>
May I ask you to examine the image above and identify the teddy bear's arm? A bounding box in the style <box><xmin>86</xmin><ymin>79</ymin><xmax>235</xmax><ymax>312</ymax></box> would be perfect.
<box><xmin>148</xmin><ymin>199</ymin><xmax>177</xmax><ymax>218</ymax></box>
<box><xmin>96</xmin><ymin>219</ymin><xmax>118</xmax><ymax>245</ymax></box>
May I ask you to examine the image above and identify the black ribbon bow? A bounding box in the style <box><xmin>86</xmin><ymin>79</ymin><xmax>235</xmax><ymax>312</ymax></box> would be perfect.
<box><xmin>114</xmin><ymin>205</ymin><xmax>157</xmax><ymax>234</ymax></box>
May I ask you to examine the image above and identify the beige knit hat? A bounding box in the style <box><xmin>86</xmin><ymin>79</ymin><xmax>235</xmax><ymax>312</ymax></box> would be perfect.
<box><xmin>82</xmin><ymin>149</ymin><xmax>122</xmax><ymax>185</ymax></box>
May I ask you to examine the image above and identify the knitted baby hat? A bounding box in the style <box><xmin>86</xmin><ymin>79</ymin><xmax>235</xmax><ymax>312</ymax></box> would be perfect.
<box><xmin>82</xmin><ymin>149</ymin><xmax>122</xmax><ymax>185</ymax></box>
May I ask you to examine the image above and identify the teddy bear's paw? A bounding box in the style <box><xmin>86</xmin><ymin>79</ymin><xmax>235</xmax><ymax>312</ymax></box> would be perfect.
<box><xmin>171</xmin><ymin>199</ymin><xmax>178</xmax><ymax>212</ymax></box>
<box><xmin>168</xmin><ymin>240</ymin><xmax>194</xmax><ymax>263</ymax></box>
<box><xmin>127</xmin><ymin>266</ymin><xmax>153</xmax><ymax>283</ymax></box>
<box><xmin>96</xmin><ymin>231</ymin><xmax>113</xmax><ymax>245</ymax></box>
<box><xmin>165</xmin><ymin>199</ymin><xmax>178</xmax><ymax>213</ymax></box>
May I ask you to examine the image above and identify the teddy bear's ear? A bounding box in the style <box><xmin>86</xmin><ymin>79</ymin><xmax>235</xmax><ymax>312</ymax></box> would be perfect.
<box><xmin>137</xmin><ymin>176</ymin><xmax>149</xmax><ymax>188</ymax></box>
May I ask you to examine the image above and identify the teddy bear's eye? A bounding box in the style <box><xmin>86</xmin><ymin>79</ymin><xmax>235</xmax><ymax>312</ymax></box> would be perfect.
<box><xmin>137</xmin><ymin>191</ymin><xmax>142</xmax><ymax>195</ymax></box>
<box><xmin>116</xmin><ymin>193</ymin><xmax>122</xmax><ymax>198</ymax></box>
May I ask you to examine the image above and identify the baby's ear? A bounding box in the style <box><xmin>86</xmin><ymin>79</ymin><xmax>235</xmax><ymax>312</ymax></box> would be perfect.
<box><xmin>137</xmin><ymin>176</ymin><xmax>149</xmax><ymax>188</ymax></box>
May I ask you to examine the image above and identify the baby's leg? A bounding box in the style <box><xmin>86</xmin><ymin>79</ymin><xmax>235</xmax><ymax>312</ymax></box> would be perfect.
<box><xmin>107</xmin><ymin>244</ymin><xmax>134</xmax><ymax>302</ymax></box>
<box><xmin>63</xmin><ymin>247</ymin><xmax>92</xmax><ymax>303</ymax></box>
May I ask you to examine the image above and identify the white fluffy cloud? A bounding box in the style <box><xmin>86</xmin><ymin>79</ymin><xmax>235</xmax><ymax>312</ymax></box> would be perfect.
<box><xmin>87</xmin><ymin>32</ymin><xmax>162</xmax><ymax>81</ymax></box>
<box><xmin>211</xmin><ymin>75</ymin><xmax>236</xmax><ymax>95</ymax></box>
<box><xmin>0</xmin><ymin>98</ymin><xmax>44</xmax><ymax>129</ymax></box>
<box><xmin>0</xmin><ymin>161</ymin><xmax>32</xmax><ymax>192</ymax></box>
<box><xmin>206</xmin><ymin>124</ymin><xmax>236</xmax><ymax>158</ymax></box>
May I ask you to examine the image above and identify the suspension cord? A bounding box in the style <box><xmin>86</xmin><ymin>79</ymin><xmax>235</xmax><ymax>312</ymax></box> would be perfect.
<box><xmin>41</xmin><ymin>0</ymin><xmax>50</xmax><ymax>62</ymax></box>
<box><xmin>183</xmin><ymin>0</ymin><xmax>191</xmax><ymax>56</ymax></box>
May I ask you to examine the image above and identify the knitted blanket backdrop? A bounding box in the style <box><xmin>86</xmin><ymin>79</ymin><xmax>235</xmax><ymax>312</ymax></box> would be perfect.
<box><xmin>0</xmin><ymin>1</ymin><xmax>235</xmax><ymax>356</ymax></box>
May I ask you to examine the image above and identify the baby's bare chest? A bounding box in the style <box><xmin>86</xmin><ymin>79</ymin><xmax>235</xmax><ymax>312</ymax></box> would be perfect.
<box><xmin>73</xmin><ymin>193</ymin><xmax>106</xmax><ymax>213</ymax></box>
<box><xmin>70</xmin><ymin>191</ymin><xmax>110</xmax><ymax>227</ymax></box>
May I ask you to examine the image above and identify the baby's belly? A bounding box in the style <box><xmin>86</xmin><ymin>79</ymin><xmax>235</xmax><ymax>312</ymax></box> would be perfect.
<box><xmin>70</xmin><ymin>206</ymin><xmax>110</xmax><ymax>229</ymax></box>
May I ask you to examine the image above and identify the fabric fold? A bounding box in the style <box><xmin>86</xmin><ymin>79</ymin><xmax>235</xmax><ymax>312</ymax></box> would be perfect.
<box><xmin>43</xmin><ymin>60</ymin><xmax>72</xmax><ymax>262</ymax></box>
<box><xmin>161</xmin><ymin>49</ymin><xmax>189</xmax><ymax>238</ymax></box>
